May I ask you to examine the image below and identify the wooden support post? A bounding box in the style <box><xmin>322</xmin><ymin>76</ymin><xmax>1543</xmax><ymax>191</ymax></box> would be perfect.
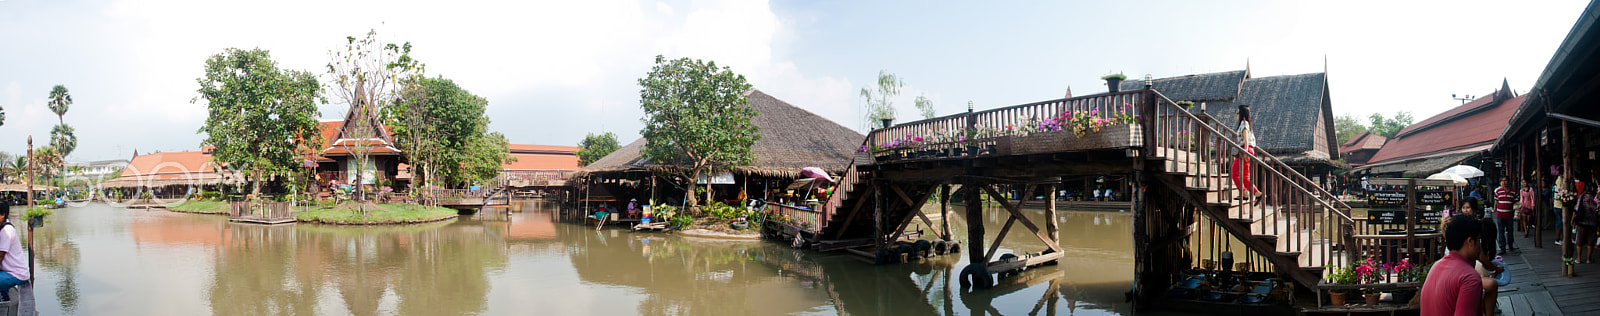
<box><xmin>1046</xmin><ymin>183</ymin><xmax>1059</xmax><ymax>247</ymax></box>
<box><xmin>1563</xmin><ymin>120</ymin><xmax>1573</xmax><ymax>258</ymax></box>
<box><xmin>874</xmin><ymin>181</ymin><xmax>885</xmax><ymax>249</ymax></box>
<box><xmin>986</xmin><ymin>217</ymin><xmax>1017</xmax><ymax>263</ymax></box>
<box><xmin>966</xmin><ymin>183</ymin><xmax>986</xmax><ymax>265</ymax></box>
<box><xmin>941</xmin><ymin>184</ymin><xmax>952</xmax><ymax>241</ymax></box>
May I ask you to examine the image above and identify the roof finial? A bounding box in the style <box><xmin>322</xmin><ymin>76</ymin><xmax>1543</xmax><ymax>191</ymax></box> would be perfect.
<box><xmin>1245</xmin><ymin>57</ymin><xmax>1251</xmax><ymax>78</ymax></box>
<box><xmin>1501</xmin><ymin>78</ymin><xmax>1513</xmax><ymax>99</ymax></box>
<box><xmin>1064</xmin><ymin>86</ymin><xmax>1072</xmax><ymax>98</ymax></box>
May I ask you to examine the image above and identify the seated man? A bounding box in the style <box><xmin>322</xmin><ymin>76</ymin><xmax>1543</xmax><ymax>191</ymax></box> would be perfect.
<box><xmin>1422</xmin><ymin>215</ymin><xmax>1485</xmax><ymax>316</ymax></box>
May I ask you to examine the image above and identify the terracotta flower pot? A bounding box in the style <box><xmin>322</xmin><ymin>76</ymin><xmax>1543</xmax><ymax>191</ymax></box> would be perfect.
<box><xmin>1364</xmin><ymin>293</ymin><xmax>1381</xmax><ymax>306</ymax></box>
<box><xmin>1328</xmin><ymin>291</ymin><xmax>1347</xmax><ymax>306</ymax></box>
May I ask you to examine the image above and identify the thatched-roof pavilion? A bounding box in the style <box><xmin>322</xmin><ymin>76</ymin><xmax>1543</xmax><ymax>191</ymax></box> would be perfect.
<box><xmin>572</xmin><ymin>89</ymin><xmax>864</xmax><ymax>205</ymax></box>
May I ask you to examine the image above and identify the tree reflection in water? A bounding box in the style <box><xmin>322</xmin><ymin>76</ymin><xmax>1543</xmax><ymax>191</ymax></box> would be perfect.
<box><xmin>24</xmin><ymin>201</ymin><xmax>1132</xmax><ymax>315</ymax></box>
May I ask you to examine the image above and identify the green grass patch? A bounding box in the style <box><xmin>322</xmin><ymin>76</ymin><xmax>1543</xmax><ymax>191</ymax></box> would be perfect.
<box><xmin>168</xmin><ymin>200</ymin><xmax>228</xmax><ymax>214</ymax></box>
<box><xmin>295</xmin><ymin>203</ymin><xmax>458</xmax><ymax>224</ymax></box>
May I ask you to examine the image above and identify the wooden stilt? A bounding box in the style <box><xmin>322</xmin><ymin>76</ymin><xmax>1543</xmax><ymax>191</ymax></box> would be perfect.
<box><xmin>967</xmin><ymin>183</ymin><xmax>986</xmax><ymax>265</ymax></box>
<box><xmin>1046</xmin><ymin>183</ymin><xmax>1059</xmax><ymax>248</ymax></box>
<box><xmin>874</xmin><ymin>181</ymin><xmax>885</xmax><ymax>249</ymax></box>
<box><xmin>941</xmin><ymin>184</ymin><xmax>952</xmax><ymax>241</ymax></box>
<box><xmin>980</xmin><ymin>185</ymin><xmax>1062</xmax><ymax>253</ymax></box>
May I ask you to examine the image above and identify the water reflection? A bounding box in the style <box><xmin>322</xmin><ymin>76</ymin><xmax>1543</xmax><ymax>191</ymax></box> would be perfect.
<box><xmin>23</xmin><ymin>200</ymin><xmax>1135</xmax><ymax>315</ymax></box>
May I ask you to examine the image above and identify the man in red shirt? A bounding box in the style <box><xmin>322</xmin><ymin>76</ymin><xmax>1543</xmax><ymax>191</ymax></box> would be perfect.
<box><xmin>1493</xmin><ymin>178</ymin><xmax>1518</xmax><ymax>252</ymax></box>
<box><xmin>1422</xmin><ymin>215</ymin><xmax>1486</xmax><ymax>316</ymax></box>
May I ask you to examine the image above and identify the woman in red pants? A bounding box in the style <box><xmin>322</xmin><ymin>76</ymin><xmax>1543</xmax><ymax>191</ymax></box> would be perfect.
<box><xmin>1233</xmin><ymin>104</ymin><xmax>1262</xmax><ymax>201</ymax></box>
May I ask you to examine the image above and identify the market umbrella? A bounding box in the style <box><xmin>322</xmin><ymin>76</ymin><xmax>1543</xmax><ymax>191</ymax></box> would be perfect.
<box><xmin>801</xmin><ymin>167</ymin><xmax>833</xmax><ymax>182</ymax></box>
<box><xmin>1441</xmin><ymin>165</ymin><xmax>1485</xmax><ymax>178</ymax></box>
<box><xmin>1427</xmin><ymin>172</ymin><xmax>1469</xmax><ymax>186</ymax></box>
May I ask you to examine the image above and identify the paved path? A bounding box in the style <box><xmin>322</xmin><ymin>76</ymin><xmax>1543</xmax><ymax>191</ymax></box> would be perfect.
<box><xmin>1494</xmin><ymin>228</ymin><xmax>1600</xmax><ymax>315</ymax></box>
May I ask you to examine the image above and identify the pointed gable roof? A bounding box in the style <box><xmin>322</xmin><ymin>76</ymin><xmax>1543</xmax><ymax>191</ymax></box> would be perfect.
<box><xmin>1365</xmin><ymin>87</ymin><xmax>1524</xmax><ymax>165</ymax></box>
<box><xmin>579</xmin><ymin>89</ymin><xmax>866</xmax><ymax>178</ymax></box>
<box><xmin>324</xmin><ymin>86</ymin><xmax>399</xmax><ymax>156</ymax></box>
<box><xmin>1339</xmin><ymin>131</ymin><xmax>1387</xmax><ymax>154</ymax></box>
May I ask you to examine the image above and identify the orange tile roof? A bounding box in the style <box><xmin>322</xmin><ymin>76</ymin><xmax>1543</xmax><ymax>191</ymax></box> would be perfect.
<box><xmin>119</xmin><ymin>151</ymin><xmax>220</xmax><ymax>178</ymax></box>
<box><xmin>509</xmin><ymin>144</ymin><xmax>580</xmax><ymax>153</ymax></box>
<box><xmin>1366</xmin><ymin>93</ymin><xmax>1525</xmax><ymax>164</ymax></box>
<box><xmin>504</xmin><ymin>151</ymin><xmax>580</xmax><ymax>171</ymax></box>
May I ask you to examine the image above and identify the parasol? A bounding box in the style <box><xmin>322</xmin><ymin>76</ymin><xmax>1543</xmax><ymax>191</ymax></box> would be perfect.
<box><xmin>1441</xmin><ymin>165</ymin><xmax>1485</xmax><ymax>178</ymax></box>
<box><xmin>1427</xmin><ymin>172</ymin><xmax>1469</xmax><ymax>185</ymax></box>
<box><xmin>801</xmin><ymin>167</ymin><xmax>833</xmax><ymax>182</ymax></box>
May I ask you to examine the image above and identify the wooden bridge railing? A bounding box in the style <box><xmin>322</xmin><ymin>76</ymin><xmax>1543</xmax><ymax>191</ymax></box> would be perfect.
<box><xmin>865</xmin><ymin>90</ymin><xmax>1150</xmax><ymax>160</ymax></box>
<box><xmin>1146</xmin><ymin>90</ymin><xmax>1356</xmax><ymax>277</ymax></box>
<box><xmin>765</xmin><ymin>201</ymin><xmax>826</xmax><ymax>233</ymax></box>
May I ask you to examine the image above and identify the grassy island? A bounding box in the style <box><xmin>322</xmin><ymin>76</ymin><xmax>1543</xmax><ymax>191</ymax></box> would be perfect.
<box><xmin>167</xmin><ymin>200</ymin><xmax>228</xmax><ymax>214</ymax></box>
<box><xmin>295</xmin><ymin>202</ymin><xmax>458</xmax><ymax>225</ymax></box>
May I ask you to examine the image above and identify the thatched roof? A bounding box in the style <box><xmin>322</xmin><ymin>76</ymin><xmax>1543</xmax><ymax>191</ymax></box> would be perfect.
<box><xmin>1134</xmin><ymin>71</ymin><xmax>1336</xmax><ymax>165</ymax></box>
<box><xmin>576</xmin><ymin>89</ymin><xmax>865</xmax><ymax>179</ymax></box>
<box><xmin>1121</xmin><ymin>70</ymin><xmax>1248</xmax><ymax>102</ymax></box>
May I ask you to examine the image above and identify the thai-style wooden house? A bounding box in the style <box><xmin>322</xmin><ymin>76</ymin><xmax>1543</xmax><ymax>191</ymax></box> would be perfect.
<box><xmin>1120</xmin><ymin>70</ymin><xmax>1343</xmax><ymax>188</ymax></box>
<box><xmin>1353</xmin><ymin>81</ymin><xmax>1524</xmax><ymax>179</ymax></box>
<box><xmin>570</xmin><ymin>89</ymin><xmax>864</xmax><ymax>208</ymax></box>
<box><xmin>1338</xmin><ymin>131</ymin><xmax>1386</xmax><ymax>166</ymax></box>
<box><xmin>1494</xmin><ymin>1</ymin><xmax>1600</xmax><ymax>254</ymax></box>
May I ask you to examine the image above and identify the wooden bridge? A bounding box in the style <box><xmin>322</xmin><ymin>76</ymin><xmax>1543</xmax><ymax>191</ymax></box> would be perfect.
<box><xmin>761</xmin><ymin>89</ymin><xmax>1362</xmax><ymax>305</ymax></box>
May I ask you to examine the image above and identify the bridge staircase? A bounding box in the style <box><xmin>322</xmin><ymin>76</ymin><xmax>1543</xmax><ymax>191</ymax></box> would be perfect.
<box><xmin>764</xmin><ymin>89</ymin><xmax>1355</xmax><ymax>295</ymax></box>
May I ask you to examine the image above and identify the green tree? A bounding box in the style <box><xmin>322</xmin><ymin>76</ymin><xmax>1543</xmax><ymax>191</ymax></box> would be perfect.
<box><xmin>860</xmin><ymin>70</ymin><xmax>902</xmax><ymax>129</ymax></box>
<box><xmin>1334</xmin><ymin>113</ymin><xmax>1369</xmax><ymax>145</ymax></box>
<box><xmin>1367</xmin><ymin>111</ymin><xmax>1415</xmax><ymax>139</ymax></box>
<box><xmin>48</xmin><ymin>85</ymin><xmax>71</xmax><ymax>124</ymax></box>
<box><xmin>914</xmin><ymin>94</ymin><xmax>935</xmax><ymax>119</ymax></box>
<box><xmin>638</xmin><ymin>55</ymin><xmax>760</xmax><ymax>207</ymax></box>
<box><xmin>194</xmin><ymin>48</ymin><xmax>324</xmax><ymax>200</ymax></box>
<box><xmin>327</xmin><ymin>30</ymin><xmax>423</xmax><ymax>204</ymax></box>
<box><xmin>389</xmin><ymin>76</ymin><xmax>506</xmax><ymax>189</ymax></box>
<box><xmin>576</xmin><ymin>132</ymin><xmax>620</xmax><ymax>167</ymax></box>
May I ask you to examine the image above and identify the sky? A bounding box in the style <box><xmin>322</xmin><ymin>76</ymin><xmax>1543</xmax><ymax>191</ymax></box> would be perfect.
<box><xmin>0</xmin><ymin>0</ymin><xmax>1590</xmax><ymax>162</ymax></box>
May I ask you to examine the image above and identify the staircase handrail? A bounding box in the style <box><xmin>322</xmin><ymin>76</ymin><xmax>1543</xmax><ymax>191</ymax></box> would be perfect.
<box><xmin>1148</xmin><ymin>90</ymin><xmax>1355</xmax><ymax>224</ymax></box>
<box><xmin>1189</xmin><ymin>112</ymin><xmax>1356</xmax><ymax>219</ymax></box>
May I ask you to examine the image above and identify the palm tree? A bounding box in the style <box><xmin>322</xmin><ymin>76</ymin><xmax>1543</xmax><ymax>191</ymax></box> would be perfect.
<box><xmin>0</xmin><ymin>152</ymin><xmax>11</xmax><ymax>183</ymax></box>
<box><xmin>48</xmin><ymin>85</ymin><xmax>71</xmax><ymax>125</ymax></box>
<box><xmin>50</xmin><ymin>124</ymin><xmax>76</xmax><ymax>158</ymax></box>
<box><xmin>32</xmin><ymin>146</ymin><xmax>62</xmax><ymax>183</ymax></box>
<box><xmin>1</xmin><ymin>104</ymin><xmax>7</xmax><ymax>127</ymax></box>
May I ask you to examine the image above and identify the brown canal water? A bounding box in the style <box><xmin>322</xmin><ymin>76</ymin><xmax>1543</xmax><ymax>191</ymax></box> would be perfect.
<box><xmin>15</xmin><ymin>201</ymin><xmax>1136</xmax><ymax>315</ymax></box>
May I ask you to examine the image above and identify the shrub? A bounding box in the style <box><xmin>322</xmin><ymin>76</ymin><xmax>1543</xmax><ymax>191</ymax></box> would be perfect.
<box><xmin>22</xmin><ymin>207</ymin><xmax>53</xmax><ymax>222</ymax></box>
<box><xmin>668</xmin><ymin>215</ymin><xmax>693</xmax><ymax>229</ymax></box>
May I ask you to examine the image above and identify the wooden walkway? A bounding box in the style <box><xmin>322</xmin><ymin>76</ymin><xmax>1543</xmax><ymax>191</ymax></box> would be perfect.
<box><xmin>1495</xmin><ymin>227</ymin><xmax>1600</xmax><ymax>315</ymax></box>
<box><xmin>0</xmin><ymin>282</ymin><xmax>36</xmax><ymax>316</ymax></box>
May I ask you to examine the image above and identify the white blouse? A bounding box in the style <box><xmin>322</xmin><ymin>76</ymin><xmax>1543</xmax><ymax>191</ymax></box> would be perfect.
<box><xmin>1239</xmin><ymin>121</ymin><xmax>1257</xmax><ymax>148</ymax></box>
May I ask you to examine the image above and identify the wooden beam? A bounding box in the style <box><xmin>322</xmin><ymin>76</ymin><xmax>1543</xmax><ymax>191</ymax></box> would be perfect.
<box><xmin>980</xmin><ymin>185</ymin><xmax>1064</xmax><ymax>253</ymax></box>
<box><xmin>986</xmin><ymin>252</ymin><xmax>1065</xmax><ymax>274</ymax></box>
<box><xmin>888</xmin><ymin>185</ymin><xmax>935</xmax><ymax>242</ymax></box>
<box><xmin>831</xmin><ymin>185</ymin><xmax>875</xmax><ymax>239</ymax></box>
<box><xmin>985</xmin><ymin>216</ymin><xmax>1017</xmax><ymax>263</ymax></box>
<box><xmin>1046</xmin><ymin>183</ymin><xmax>1059</xmax><ymax>245</ymax></box>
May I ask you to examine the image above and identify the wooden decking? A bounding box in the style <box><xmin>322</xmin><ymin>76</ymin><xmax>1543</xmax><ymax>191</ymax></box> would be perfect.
<box><xmin>1495</xmin><ymin>227</ymin><xmax>1600</xmax><ymax>315</ymax></box>
<box><xmin>0</xmin><ymin>282</ymin><xmax>35</xmax><ymax>316</ymax></box>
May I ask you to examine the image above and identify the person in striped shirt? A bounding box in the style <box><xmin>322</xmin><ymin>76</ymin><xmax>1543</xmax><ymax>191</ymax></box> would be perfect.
<box><xmin>1493</xmin><ymin>178</ymin><xmax>1518</xmax><ymax>252</ymax></box>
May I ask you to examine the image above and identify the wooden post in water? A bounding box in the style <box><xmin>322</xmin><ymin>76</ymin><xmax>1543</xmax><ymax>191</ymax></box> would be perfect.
<box><xmin>940</xmin><ymin>184</ymin><xmax>952</xmax><ymax>241</ymax></box>
<box><xmin>1046</xmin><ymin>183</ymin><xmax>1059</xmax><ymax>248</ymax></box>
<box><xmin>874</xmin><ymin>181</ymin><xmax>884</xmax><ymax>250</ymax></box>
<box><xmin>966</xmin><ymin>183</ymin><xmax>986</xmax><ymax>266</ymax></box>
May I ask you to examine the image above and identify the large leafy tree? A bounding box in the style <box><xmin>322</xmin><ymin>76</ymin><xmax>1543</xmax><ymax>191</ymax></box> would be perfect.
<box><xmin>638</xmin><ymin>55</ymin><xmax>759</xmax><ymax>207</ymax></box>
<box><xmin>1</xmin><ymin>104</ymin><xmax>6</xmax><ymax>127</ymax></box>
<box><xmin>1334</xmin><ymin>113</ymin><xmax>1369</xmax><ymax>145</ymax></box>
<box><xmin>389</xmin><ymin>76</ymin><xmax>507</xmax><ymax>189</ymax></box>
<box><xmin>860</xmin><ymin>70</ymin><xmax>902</xmax><ymax>129</ymax></box>
<box><xmin>1367</xmin><ymin>111</ymin><xmax>1414</xmax><ymax>139</ymax></box>
<box><xmin>327</xmin><ymin>30</ymin><xmax>423</xmax><ymax>202</ymax></box>
<box><xmin>576</xmin><ymin>132</ymin><xmax>619</xmax><ymax>167</ymax></box>
<box><xmin>194</xmin><ymin>48</ymin><xmax>324</xmax><ymax>200</ymax></box>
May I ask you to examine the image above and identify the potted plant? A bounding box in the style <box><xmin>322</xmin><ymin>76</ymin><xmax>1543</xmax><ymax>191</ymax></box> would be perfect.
<box><xmin>23</xmin><ymin>207</ymin><xmax>53</xmax><ymax>228</ymax></box>
<box><xmin>1565</xmin><ymin>257</ymin><xmax>1578</xmax><ymax>276</ymax></box>
<box><xmin>1388</xmin><ymin>258</ymin><xmax>1424</xmax><ymax>304</ymax></box>
<box><xmin>1325</xmin><ymin>264</ymin><xmax>1356</xmax><ymax>306</ymax></box>
<box><xmin>1176</xmin><ymin>101</ymin><xmax>1195</xmax><ymax>111</ymax></box>
<box><xmin>1103</xmin><ymin>73</ymin><xmax>1127</xmax><ymax>93</ymax></box>
<box><xmin>1355</xmin><ymin>257</ymin><xmax>1386</xmax><ymax>305</ymax></box>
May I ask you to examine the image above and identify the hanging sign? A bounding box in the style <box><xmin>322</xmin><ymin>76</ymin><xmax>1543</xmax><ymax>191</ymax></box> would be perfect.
<box><xmin>1368</xmin><ymin>191</ymin><xmax>1406</xmax><ymax>207</ymax></box>
<box><xmin>1418</xmin><ymin>190</ymin><xmax>1453</xmax><ymax>206</ymax></box>
<box><xmin>696</xmin><ymin>171</ymin><xmax>736</xmax><ymax>185</ymax></box>
<box><xmin>1368</xmin><ymin>209</ymin><xmax>1405</xmax><ymax>225</ymax></box>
